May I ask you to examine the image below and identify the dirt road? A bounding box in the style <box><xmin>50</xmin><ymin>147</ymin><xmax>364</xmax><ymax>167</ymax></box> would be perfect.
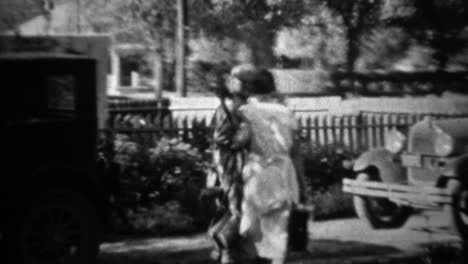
<box><xmin>98</xmin><ymin>211</ymin><xmax>461</xmax><ymax>264</ymax></box>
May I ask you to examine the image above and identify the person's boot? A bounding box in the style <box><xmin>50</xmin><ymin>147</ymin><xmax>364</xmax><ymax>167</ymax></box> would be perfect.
<box><xmin>217</xmin><ymin>214</ymin><xmax>240</xmax><ymax>248</ymax></box>
<box><xmin>208</xmin><ymin>214</ymin><xmax>229</xmax><ymax>239</ymax></box>
<box><xmin>220</xmin><ymin>250</ymin><xmax>236</xmax><ymax>264</ymax></box>
<box><xmin>255</xmin><ymin>256</ymin><xmax>272</xmax><ymax>264</ymax></box>
<box><xmin>209</xmin><ymin>248</ymin><xmax>221</xmax><ymax>262</ymax></box>
<box><xmin>208</xmin><ymin>214</ymin><xmax>231</xmax><ymax>262</ymax></box>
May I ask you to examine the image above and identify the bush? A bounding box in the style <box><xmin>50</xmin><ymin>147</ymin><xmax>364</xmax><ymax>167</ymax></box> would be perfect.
<box><xmin>147</xmin><ymin>138</ymin><xmax>208</xmax><ymax>217</ymax></box>
<box><xmin>110</xmin><ymin>135</ymin><xmax>210</xmax><ymax>235</ymax></box>
<box><xmin>109</xmin><ymin>132</ymin><xmax>361</xmax><ymax>235</ymax></box>
<box><xmin>300</xmin><ymin>143</ymin><xmax>358</xmax><ymax>219</ymax></box>
<box><xmin>301</xmin><ymin>143</ymin><xmax>356</xmax><ymax>192</ymax></box>
<box><xmin>187</xmin><ymin>60</ymin><xmax>231</xmax><ymax>94</ymax></box>
<box><xmin>125</xmin><ymin>201</ymin><xmax>197</xmax><ymax>236</ymax></box>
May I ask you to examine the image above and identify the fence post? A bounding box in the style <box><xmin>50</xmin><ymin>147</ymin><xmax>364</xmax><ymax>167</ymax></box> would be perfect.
<box><xmin>295</xmin><ymin>117</ymin><xmax>302</xmax><ymax>142</ymax></box>
<box><xmin>371</xmin><ymin>114</ymin><xmax>377</xmax><ymax>149</ymax></box>
<box><xmin>306</xmin><ymin>117</ymin><xmax>312</xmax><ymax>144</ymax></box>
<box><xmin>171</xmin><ymin>117</ymin><xmax>178</xmax><ymax>138</ymax></box>
<box><xmin>332</xmin><ymin>116</ymin><xmax>338</xmax><ymax>146</ymax></box>
<box><xmin>182</xmin><ymin>117</ymin><xmax>189</xmax><ymax>141</ymax></box>
<box><xmin>348</xmin><ymin>115</ymin><xmax>354</xmax><ymax>152</ymax></box>
<box><xmin>313</xmin><ymin>116</ymin><xmax>320</xmax><ymax>148</ymax></box>
<box><xmin>339</xmin><ymin>115</ymin><xmax>345</xmax><ymax>147</ymax></box>
<box><xmin>323</xmin><ymin>116</ymin><xmax>329</xmax><ymax>153</ymax></box>
<box><xmin>357</xmin><ymin>112</ymin><xmax>364</xmax><ymax>152</ymax></box>
<box><xmin>379</xmin><ymin>114</ymin><xmax>385</xmax><ymax>147</ymax></box>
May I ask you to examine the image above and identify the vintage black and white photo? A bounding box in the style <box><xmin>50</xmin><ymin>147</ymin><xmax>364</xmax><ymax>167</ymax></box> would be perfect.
<box><xmin>1</xmin><ymin>1</ymin><xmax>467</xmax><ymax>263</ymax></box>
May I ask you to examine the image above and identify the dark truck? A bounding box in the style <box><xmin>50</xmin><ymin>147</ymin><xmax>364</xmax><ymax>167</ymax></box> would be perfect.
<box><xmin>0</xmin><ymin>51</ymin><xmax>114</xmax><ymax>263</ymax></box>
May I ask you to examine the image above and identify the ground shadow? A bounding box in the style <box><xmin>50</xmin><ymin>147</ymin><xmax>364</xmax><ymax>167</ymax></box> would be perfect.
<box><xmin>98</xmin><ymin>234</ymin><xmax>215</xmax><ymax>264</ymax></box>
<box><xmin>289</xmin><ymin>239</ymin><xmax>401</xmax><ymax>261</ymax></box>
<box><xmin>99</xmin><ymin>248</ymin><xmax>216</xmax><ymax>264</ymax></box>
<box><xmin>99</xmin><ymin>235</ymin><xmax>404</xmax><ymax>264</ymax></box>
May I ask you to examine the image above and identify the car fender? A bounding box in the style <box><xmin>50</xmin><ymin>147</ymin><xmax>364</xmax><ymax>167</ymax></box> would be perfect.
<box><xmin>2</xmin><ymin>163</ymin><xmax>109</xmax><ymax>234</ymax></box>
<box><xmin>445</xmin><ymin>154</ymin><xmax>468</xmax><ymax>179</ymax></box>
<box><xmin>353</xmin><ymin>148</ymin><xmax>406</xmax><ymax>183</ymax></box>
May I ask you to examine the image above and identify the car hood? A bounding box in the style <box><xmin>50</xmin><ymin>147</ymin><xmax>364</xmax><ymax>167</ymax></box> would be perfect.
<box><xmin>433</xmin><ymin>118</ymin><xmax>468</xmax><ymax>154</ymax></box>
<box><xmin>433</xmin><ymin>118</ymin><xmax>468</xmax><ymax>140</ymax></box>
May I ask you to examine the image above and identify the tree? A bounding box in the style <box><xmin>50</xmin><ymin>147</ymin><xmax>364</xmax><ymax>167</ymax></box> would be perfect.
<box><xmin>358</xmin><ymin>27</ymin><xmax>412</xmax><ymax>71</ymax></box>
<box><xmin>383</xmin><ymin>0</ymin><xmax>468</xmax><ymax>71</ymax></box>
<box><xmin>0</xmin><ymin>0</ymin><xmax>57</xmax><ymax>34</ymax></box>
<box><xmin>83</xmin><ymin>0</ymin><xmax>177</xmax><ymax>98</ymax></box>
<box><xmin>189</xmin><ymin>0</ymin><xmax>309</xmax><ymax>67</ymax></box>
<box><xmin>176</xmin><ymin>0</ymin><xmax>187</xmax><ymax>97</ymax></box>
<box><xmin>318</xmin><ymin>0</ymin><xmax>384</xmax><ymax>74</ymax></box>
<box><xmin>275</xmin><ymin>5</ymin><xmax>347</xmax><ymax>70</ymax></box>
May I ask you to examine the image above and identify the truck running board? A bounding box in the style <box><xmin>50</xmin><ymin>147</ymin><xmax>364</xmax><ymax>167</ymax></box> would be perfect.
<box><xmin>342</xmin><ymin>178</ymin><xmax>452</xmax><ymax>208</ymax></box>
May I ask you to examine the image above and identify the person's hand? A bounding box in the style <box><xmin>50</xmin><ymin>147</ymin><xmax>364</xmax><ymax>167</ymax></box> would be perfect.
<box><xmin>214</xmin><ymin>122</ymin><xmax>238</xmax><ymax>147</ymax></box>
<box><xmin>231</xmin><ymin>122</ymin><xmax>250</xmax><ymax>150</ymax></box>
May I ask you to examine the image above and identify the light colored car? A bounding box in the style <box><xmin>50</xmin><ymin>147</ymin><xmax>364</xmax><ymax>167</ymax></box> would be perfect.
<box><xmin>343</xmin><ymin>116</ymin><xmax>468</xmax><ymax>237</ymax></box>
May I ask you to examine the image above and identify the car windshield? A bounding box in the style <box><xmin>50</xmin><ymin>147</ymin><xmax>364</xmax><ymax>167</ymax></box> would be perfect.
<box><xmin>6</xmin><ymin>73</ymin><xmax>77</xmax><ymax>122</ymax></box>
<box><xmin>46</xmin><ymin>74</ymin><xmax>76</xmax><ymax>112</ymax></box>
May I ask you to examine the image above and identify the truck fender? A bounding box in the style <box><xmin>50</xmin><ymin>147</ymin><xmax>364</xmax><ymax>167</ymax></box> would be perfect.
<box><xmin>447</xmin><ymin>154</ymin><xmax>468</xmax><ymax>179</ymax></box>
<box><xmin>353</xmin><ymin>148</ymin><xmax>406</xmax><ymax>183</ymax></box>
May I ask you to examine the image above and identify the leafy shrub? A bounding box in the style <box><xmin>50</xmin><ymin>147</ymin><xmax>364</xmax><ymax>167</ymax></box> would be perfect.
<box><xmin>110</xmin><ymin>135</ymin><xmax>210</xmax><ymax>234</ymax></box>
<box><xmin>300</xmin><ymin>142</ymin><xmax>358</xmax><ymax>219</ymax></box>
<box><xmin>301</xmin><ymin>143</ymin><xmax>357</xmax><ymax>192</ymax></box>
<box><xmin>110</xmin><ymin>132</ymin><xmax>361</xmax><ymax>235</ymax></box>
<box><xmin>126</xmin><ymin>201</ymin><xmax>197</xmax><ymax>236</ymax></box>
<box><xmin>147</xmin><ymin>138</ymin><xmax>208</xmax><ymax>217</ymax></box>
<box><xmin>113</xmin><ymin>134</ymin><xmax>158</xmax><ymax>207</ymax></box>
<box><xmin>187</xmin><ymin>60</ymin><xmax>231</xmax><ymax>94</ymax></box>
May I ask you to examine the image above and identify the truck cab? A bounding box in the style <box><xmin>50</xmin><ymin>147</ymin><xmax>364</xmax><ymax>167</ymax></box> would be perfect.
<box><xmin>0</xmin><ymin>35</ymin><xmax>112</xmax><ymax>264</ymax></box>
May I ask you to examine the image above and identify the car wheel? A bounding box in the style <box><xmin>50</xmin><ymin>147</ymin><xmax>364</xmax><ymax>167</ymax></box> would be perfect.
<box><xmin>353</xmin><ymin>171</ymin><xmax>412</xmax><ymax>229</ymax></box>
<box><xmin>445</xmin><ymin>179</ymin><xmax>468</xmax><ymax>238</ymax></box>
<box><xmin>16</xmin><ymin>190</ymin><xmax>99</xmax><ymax>264</ymax></box>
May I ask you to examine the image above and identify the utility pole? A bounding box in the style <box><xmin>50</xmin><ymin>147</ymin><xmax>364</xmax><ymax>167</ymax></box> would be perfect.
<box><xmin>176</xmin><ymin>0</ymin><xmax>187</xmax><ymax>97</ymax></box>
<box><xmin>41</xmin><ymin>0</ymin><xmax>54</xmax><ymax>35</ymax></box>
<box><xmin>76</xmin><ymin>0</ymin><xmax>81</xmax><ymax>33</ymax></box>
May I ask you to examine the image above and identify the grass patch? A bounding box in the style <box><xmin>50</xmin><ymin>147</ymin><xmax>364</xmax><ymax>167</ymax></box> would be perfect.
<box><xmin>111</xmin><ymin>200</ymin><xmax>199</xmax><ymax>237</ymax></box>
<box><xmin>416</xmin><ymin>243</ymin><xmax>465</xmax><ymax>264</ymax></box>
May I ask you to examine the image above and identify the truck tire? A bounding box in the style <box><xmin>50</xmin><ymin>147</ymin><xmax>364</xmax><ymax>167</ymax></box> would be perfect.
<box><xmin>14</xmin><ymin>190</ymin><xmax>100</xmax><ymax>264</ymax></box>
<box><xmin>445</xmin><ymin>179</ymin><xmax>468</xmax><ymax>238</ymax></box>
<box><xmin>353</xmin><ymin>171</ymin><xmax>412</xmax><ymax>229</ymax></box>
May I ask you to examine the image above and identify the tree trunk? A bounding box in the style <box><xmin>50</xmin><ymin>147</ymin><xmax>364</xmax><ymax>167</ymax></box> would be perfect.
<box><xmin>176</xmin><ymin>0</ymin><xmax>187</xmax><ymax>97</ymax></box>
<box><xmin>435</xmin><ymin>51</ymin><xmax>448</xmax><ymax>72</ymax></box>
<box><xmin>346</xmin><ymin>27</ymin><xmax>359</xmax><ymax>94</ymax></box>
<box><xmin>240</xmin><ymin>25</ymin><xmax>276</xmax><ymax>68</ymax></box>
<box><xmin>316</xmin><ymin>24</ymin><xmax>330</xmax><ymax>71</ymax></box>
<box><xmin>152</xmin><ymin>50</ymin><xmax>164</xmax><ymax>99</ymax></box>
<box><xmin>430</xmin><ymin>29</ymin><xmax>448</xmax><ymax>72</ymax></box>
<box><xmin>346</xmin><ymin>28</ymin><xmax>358</xmax><ymax>74</ymax></box>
